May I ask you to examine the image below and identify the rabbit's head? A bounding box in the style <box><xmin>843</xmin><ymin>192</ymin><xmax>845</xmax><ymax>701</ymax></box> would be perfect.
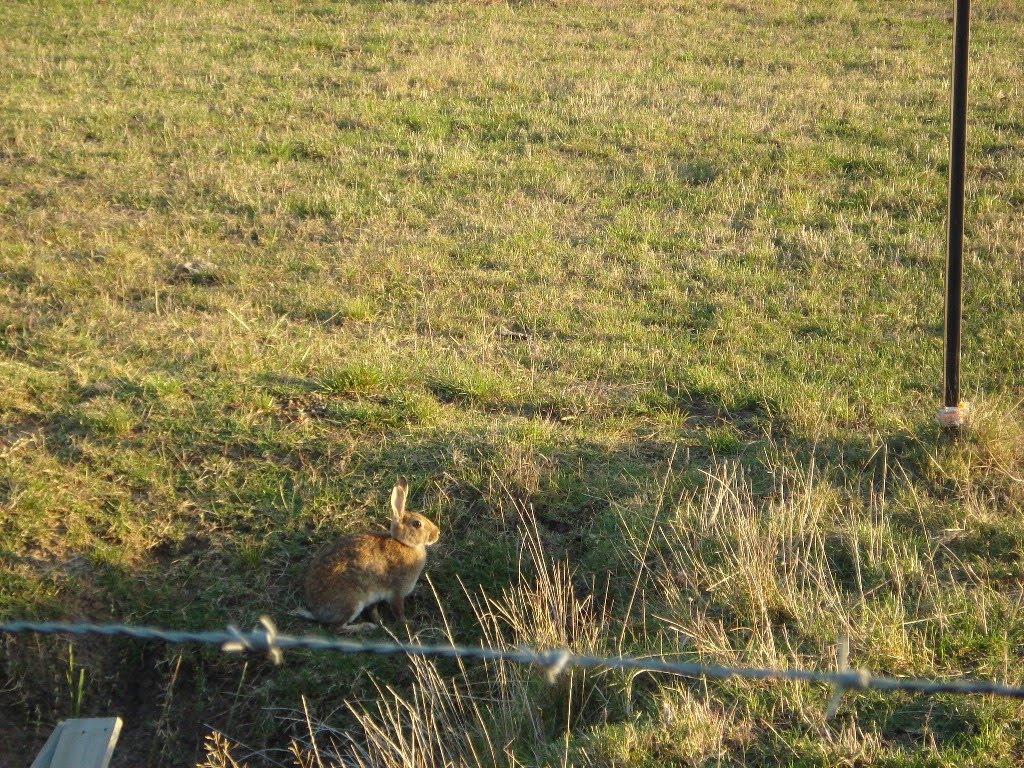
<box><xmin>389</xmin><ymin>479</ymin><xmax>440</xmax><ymax>548</ymax></box>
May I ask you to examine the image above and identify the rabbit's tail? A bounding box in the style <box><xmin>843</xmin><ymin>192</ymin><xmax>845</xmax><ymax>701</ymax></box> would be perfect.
<box><xmin>290</xmin><ymin>607</ymin><xmax>317</xmax><ymax>620</ymax></box>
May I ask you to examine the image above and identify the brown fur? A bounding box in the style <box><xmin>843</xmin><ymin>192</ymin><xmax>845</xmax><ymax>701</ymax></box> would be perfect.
<box><xmin>302</xmin><ymin>479</ymin><xmax>440</xmax><ymax>628</ymax></box>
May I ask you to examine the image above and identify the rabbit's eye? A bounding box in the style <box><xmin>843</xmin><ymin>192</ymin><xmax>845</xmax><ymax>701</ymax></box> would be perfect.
<box><xmin>411</xmin><ymin>519</ymin><xmax>422</xmax><ymax>529</ymax></box>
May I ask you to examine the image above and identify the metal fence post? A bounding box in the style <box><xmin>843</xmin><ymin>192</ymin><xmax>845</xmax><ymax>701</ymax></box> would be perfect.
<box><xmin>938</xmin><ymin>0</ymin><xmax>970</xmax><ymax>428</ymax></box>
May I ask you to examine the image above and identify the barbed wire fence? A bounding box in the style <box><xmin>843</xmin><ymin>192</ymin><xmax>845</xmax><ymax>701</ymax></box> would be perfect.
<box><xmin>3</xmin><ymin>616</ymin><xmax>1024</xmax><ymax>719</ymax></box>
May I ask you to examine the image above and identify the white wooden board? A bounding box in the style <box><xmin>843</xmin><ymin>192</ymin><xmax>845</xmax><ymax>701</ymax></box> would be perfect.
<box><xmin>30</xmin><ymin>718</ymin><xmax>122</xmax><ymax>768</ymax></box>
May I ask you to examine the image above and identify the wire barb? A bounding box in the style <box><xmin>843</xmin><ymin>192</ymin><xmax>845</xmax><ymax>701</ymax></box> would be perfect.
<box><xmin>824</xmin><ymin>637</ymin><xmax>850</xmax><ymax>719</ymax></box>
<box><xmin>221</xmin><ymin>616</ymin><xmax>284</xmax><ymax>665</ymax></box>
<box><xmin>543</xmin><ymin>649</ymin><xmax>572</xmax><ymax>683</ymax></box>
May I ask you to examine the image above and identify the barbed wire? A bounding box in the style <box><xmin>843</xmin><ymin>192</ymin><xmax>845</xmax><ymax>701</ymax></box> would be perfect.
<box><xmin>3</xmin><ymin>616</ymin><xmax>1024</xmax><ymax>714</ymax></box>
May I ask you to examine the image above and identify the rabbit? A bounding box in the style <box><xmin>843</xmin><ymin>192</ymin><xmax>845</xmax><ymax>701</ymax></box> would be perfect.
<box><xmin>295</xmin><ymin>479</ymin><xmax>440</xmax><ymax>632</ymax></box>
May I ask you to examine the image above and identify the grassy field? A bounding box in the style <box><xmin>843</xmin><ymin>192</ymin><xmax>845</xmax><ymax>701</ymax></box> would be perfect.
<box><xmin>2</xmin><ymin>0</ymin><xmax>1024</xmax><ymax>764</ymax></box>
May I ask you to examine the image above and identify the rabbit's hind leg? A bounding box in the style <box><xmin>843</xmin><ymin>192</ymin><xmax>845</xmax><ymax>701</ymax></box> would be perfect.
<box><xmin>336</xmin><ymin>595</ymin><xmax>385</xmax><ymax>632</ymax></box>
<box><xmin>338</xmin><ymin>621</ymin><xmax>379</xmax><ymax>633</ymax></box>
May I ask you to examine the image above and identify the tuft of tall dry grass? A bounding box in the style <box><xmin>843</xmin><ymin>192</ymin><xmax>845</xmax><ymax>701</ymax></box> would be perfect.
<box><xmin>652</xmin><ymin>459</ymin><xmax>959</xmax><ymax>678</ymax></box>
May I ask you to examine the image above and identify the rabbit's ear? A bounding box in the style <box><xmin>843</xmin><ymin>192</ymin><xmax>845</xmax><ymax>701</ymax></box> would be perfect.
<box><xmin>391</xmin><ymin>478</ymin><xmax>408</xmax><ymax>520</ymax></box>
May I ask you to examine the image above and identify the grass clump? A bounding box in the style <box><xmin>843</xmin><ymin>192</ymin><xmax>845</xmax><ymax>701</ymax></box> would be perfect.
<box><xmin>318</xmin><ymin>362</ymin><xmax>384</xmax><ymax>396</ymax></box>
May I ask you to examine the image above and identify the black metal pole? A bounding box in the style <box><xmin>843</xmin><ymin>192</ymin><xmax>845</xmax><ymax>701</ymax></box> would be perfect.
<box><xmin>942</xmin><ymin>0</ymin><xmax>970</xmax><ymax>416</ymax></box>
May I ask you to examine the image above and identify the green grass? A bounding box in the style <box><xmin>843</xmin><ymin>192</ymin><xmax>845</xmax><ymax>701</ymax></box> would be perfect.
<box><xmin>2</xmin><ymin>0</ymin><xmax>1024</xmax><ymax>765</ymax></box>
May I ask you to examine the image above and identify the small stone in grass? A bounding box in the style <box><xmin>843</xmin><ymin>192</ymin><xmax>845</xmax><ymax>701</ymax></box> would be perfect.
<box><xmin>172</xmin><ymin>259</ymin><xmax>219</xmax><ymax>285</ymax></box>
